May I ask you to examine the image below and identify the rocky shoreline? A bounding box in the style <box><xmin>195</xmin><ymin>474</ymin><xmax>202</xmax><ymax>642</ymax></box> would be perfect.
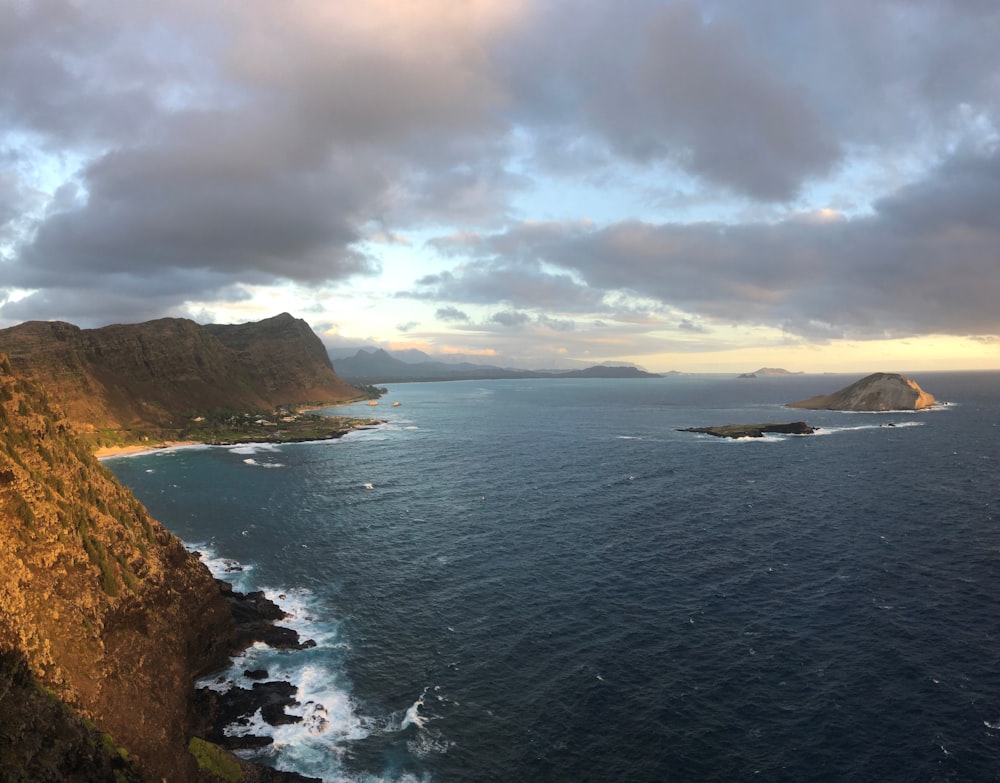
<box><xmin>191</xmin><ymin>580</ymin><xmax>325</xmax><ymax>781</ymax></box>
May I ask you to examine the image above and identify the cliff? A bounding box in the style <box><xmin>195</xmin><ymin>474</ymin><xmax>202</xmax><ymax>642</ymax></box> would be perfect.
<box><xmin>0</xmin><ymin>354</ymin><xmax>236</xmax><ymax>781</ymax></box>
<box><xmin>0</xmin><ymin>313</ymin><xmax>362</xmax><ymax>446</ymax></box>
<box><xmin>787</xmin><ymin>372</ymin><xmax>936</xmax><ymax>411</ymax></box>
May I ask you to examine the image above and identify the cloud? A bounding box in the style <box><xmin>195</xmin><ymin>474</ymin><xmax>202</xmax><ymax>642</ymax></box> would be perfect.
<box><xmin>436</xmin><ymin>306</ymin><xmax>470</xmax><ymax>322</ymax></box>
<box><xmin>405</xmin><ymin>253</ymin><xmax>603</xmax><ymax>313</ymax></box>
<box><xmin>497</xmin><ymin>1</ymin><xmax>840</xmax><ymax>200</ymax></box>
<box><xmin>0</xmin><ymin>0</ymin><xmax>528</xmax><ymax>324</ymax></box>
<box><xmin>3</xmin><ymin>0</ymin><xmax>1000</xmax><ymax>361</ymax></box>
<box><xmin>429</xmin><ymin>147</ymin><xmax>1000</xmax><ymax>339</ymax></box>
<box><xmin>491</xmin><ymin>310</ymin><xmax>530</xmax><ymax>328</ymax></box>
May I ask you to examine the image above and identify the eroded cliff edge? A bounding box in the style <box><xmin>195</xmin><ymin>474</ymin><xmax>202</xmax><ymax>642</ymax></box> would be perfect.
<box><xmin>0</xmin><ymin>354</ymin><xmax>236</xmax><ymax>781</ymax></box>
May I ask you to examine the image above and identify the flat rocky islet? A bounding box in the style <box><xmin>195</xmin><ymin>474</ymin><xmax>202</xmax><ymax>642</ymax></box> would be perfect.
<box><xmin>678</xmin><ymin>422</ymin><xmax>817</xmax><ymax>439</ymax></box>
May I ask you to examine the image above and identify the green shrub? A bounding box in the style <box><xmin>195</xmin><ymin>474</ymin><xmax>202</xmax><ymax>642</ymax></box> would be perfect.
<box><xmin>187</xmin><ymin>737</ymin><xmax>242</xmax><ymax>781</ymax></box>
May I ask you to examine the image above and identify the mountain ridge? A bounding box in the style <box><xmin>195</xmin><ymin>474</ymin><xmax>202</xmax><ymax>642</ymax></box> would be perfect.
<box><xmin>0</xmin><ymin>313</ymin><xmax>363</xmax><ymax>447</ymax></box>
<box><xmin>332</xmin><ymin>347</ymin><xmax>662</xmax><ymax>383</ymax></box>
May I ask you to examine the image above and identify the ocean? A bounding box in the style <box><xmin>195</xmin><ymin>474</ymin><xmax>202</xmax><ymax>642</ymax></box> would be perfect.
<box><xmin>106</xmin><ymin>372</ymin><xmax>1000</xmax><ymax>782</ymax></box>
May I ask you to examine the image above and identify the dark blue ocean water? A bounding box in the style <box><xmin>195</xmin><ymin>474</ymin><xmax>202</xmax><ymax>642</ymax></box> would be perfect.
<box><xmin>107</xmin><ymin>372</ymin><xmax>1000</xmax><ymax>782</ymax></box>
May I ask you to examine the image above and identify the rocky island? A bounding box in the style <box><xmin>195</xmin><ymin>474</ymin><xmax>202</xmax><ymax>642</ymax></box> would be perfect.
<box><xmin>737</xmin><ymin>367</ymin><xmax>804</xmax><ymax>378</ymax></box>
<box><xmin>787</xmin><ymin>372</ymin><xmax>936</xmax><ymax>411</ymax></box>
<box><xmin>678</xmin><ymin>422</ymin><xmax>817</xmax><ymax>438</ymax></box>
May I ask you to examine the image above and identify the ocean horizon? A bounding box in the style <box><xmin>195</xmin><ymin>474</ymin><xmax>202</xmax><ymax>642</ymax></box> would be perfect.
<box><xmin>107</xmin><ymin>371</ymin><xmax>1000</xmax><ymax>782</ymax></box>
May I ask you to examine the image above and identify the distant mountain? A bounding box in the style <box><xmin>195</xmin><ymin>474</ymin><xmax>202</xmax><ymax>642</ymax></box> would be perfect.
<box><xmin>332</xmin><ymin>348</ymin><xmax>662</xmax><ymax>383</ymax></box>
<box><xmin>787</xmin><ymin>372</ymin><xmax>936</xmax><ymax>411</ymax></box>
<box><xmin>390</xmin><ymin>348</ymin><xmax>438</xmax><ymax>364</ymax></box>
<box><xmin>738</xmin><ymin>367</ymin><xmax>804</xmax><ymax>378</ymax></box>
<box><xmin>0</xmin><ymin>313</ymin><xmax>362</xmax><ymax>444</ymax></box>
<box><xmin>558</xmin><ymin>365</ymin><xmax>662</xmax><ymax>379</ymax></box>
<box><xmin>331</xmin><ymin>348</ymin><xmax>538</xmax><ymax>383</ymax></box>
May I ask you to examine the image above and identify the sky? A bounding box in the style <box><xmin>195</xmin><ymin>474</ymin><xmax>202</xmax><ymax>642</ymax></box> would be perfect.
<box><xmin>2</xmin><ymin>0</ymin><xmax>1000</xmax><ymax>373</ymax></box>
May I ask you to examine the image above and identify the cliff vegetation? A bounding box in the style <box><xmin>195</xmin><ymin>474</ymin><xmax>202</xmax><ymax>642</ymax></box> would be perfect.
<box><xmin>0</xmin><ymin>354</ymin><xmax>238</xmax><ymax>781</ymax></box>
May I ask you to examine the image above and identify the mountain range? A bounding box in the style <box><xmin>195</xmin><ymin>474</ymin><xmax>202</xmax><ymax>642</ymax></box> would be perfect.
<box><xmin>331</xmin><ymin>347</ymin><xmax>663</xmax><ymax>383</ymax></box>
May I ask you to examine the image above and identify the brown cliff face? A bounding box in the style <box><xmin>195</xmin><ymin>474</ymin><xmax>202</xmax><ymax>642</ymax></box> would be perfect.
<box><xmin>0</xmin><ymin>313</ymin><xmax>362</xmax><ymax>443</ymax></box>
<box><xmin>787</xmin><ymin>372</ymin><xmax>936</xmax><ymax>411</ymax></box>
<box><xmin>0</xmin><ymin>355</ymin><xmax>234</xmax><ymax>781</ymax></box>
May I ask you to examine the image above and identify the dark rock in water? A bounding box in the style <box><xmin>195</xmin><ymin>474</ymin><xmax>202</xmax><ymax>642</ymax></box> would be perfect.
<box><xmin>244</xmin><ymin>668</ymin><xmax>269</xmax><ymax>680</ymax></box>
<box><xmin>258</xmin><ymin>681</ymin><xmax>304</xmax><ymax>726</ymax></box>
<box><xmin>787</xmin><ymin>372</ymin><xmax>935</xmax><ymax>411</ymax></box>
<box><xmin>218</xmin><ymin>581</ymin><xmax>286</xmax><ymax>622</ymax></box>
<box><xmin>261</xmin><ymin>624</ymin><xmax>316</xmax><ymax>650</ymax></box>
<box><xmin>678</xmin><ymin>422</ymin><xmax>817</xmax><ymax>439</ymax></box>
<box><xmin>215</xmin><ymin>580</ymin><xmax>317</xmax><ymax>649</ymax></box>
<box><xmin>198</xmin><ymin>680</ymin><xmax>302</xmax><ymax>750</ymax></box>
<box><xmin>224</xmin><ymin>733</ymin><xmax>275</xmax><ymax>750</ymax></box>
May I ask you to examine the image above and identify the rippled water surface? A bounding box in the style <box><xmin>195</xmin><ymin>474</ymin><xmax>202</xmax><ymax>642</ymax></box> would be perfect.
<box><xmin>108</xmin><ymin>372</ymin><xmax>1000</xmax><ymax>782</ymax></box>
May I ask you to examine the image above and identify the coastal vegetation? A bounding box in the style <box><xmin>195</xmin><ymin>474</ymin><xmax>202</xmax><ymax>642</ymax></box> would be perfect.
<box><xmin>91</xmin><ymin>407</ymin><xmax>383</xmax><ymax>453</ymax></box>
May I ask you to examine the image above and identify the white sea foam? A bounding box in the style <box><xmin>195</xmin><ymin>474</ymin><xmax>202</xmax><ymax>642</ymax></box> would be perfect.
<box><xmin>187</xmin><ymin>542</ymin><xmax>256</xmax><ymax>593</ymax></box>
<box><xmin>187</xmin><ymin>550</ymin><xmax>378</xmax><ymax>780</ymax></box>
<box><xmin>401</xmin><ymin>688</ymin><xmax>430</xmax><ymax>730</ymax></box>
<box><xmin>812</xmin><ymin>421</ymin><xmax>925</xmax><ymax>435</ymax></box>
<box><xmin>229</xmin><ymin>443</ymin><xmax>284</xmax><ymax>456</ymax></box>
<box><xmin>242</xmin><ymin>457</ymin><xmax>286</xmax><ymax>468</ymax></box>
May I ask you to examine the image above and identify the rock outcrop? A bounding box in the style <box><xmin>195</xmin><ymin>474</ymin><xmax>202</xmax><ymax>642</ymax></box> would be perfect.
<box><xmin>678</xmin><ymin>422</ymin><xmax>817</xmax><ymax>438</ymax></box>
<box><xmin>787</xmin><ymin>372</ymin><xmax>936</xmax><ymax>411</ymax></box>
<box><xmin>0</xmin><ymin>354</ymin><xmax>236</xmax><ymax>781</ymax></box>
<box><xmin>0</xmin><ymin>313</ymin><xmax>362</xmax><ymax>446</ymax></box>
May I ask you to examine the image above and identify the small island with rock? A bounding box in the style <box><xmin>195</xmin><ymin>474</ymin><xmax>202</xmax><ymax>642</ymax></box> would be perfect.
<box><xmin>678</xmin><ymin>421</ymin><xmax>817</xmax><ymax>439</ymax></box>
<box><xmin>787</xmin><ymin>372</ymin><xmax>935</xmax><ymax>411</ymax></box>
<box><xmin>737</xmin><ymin>367</ymin><xmax>804</xmax><ymax>378</ymax></box>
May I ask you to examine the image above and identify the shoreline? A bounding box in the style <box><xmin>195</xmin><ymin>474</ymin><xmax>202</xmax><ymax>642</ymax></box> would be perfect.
<box><xmin>92</xmin><ymin>405</ymin><xmax>386</xmax><ymax>460</ymax></box>
<box><xmin>94</xmin><ymin>440</ymin><xmax>202</xmax><ymax>459</ymax></box>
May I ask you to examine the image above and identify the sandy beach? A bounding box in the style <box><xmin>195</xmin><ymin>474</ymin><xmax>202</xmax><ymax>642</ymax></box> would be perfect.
<box><xmin>93</xmin><ymin>440</ymin><xmax>202</xmax><ymax>459</ymax></box>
